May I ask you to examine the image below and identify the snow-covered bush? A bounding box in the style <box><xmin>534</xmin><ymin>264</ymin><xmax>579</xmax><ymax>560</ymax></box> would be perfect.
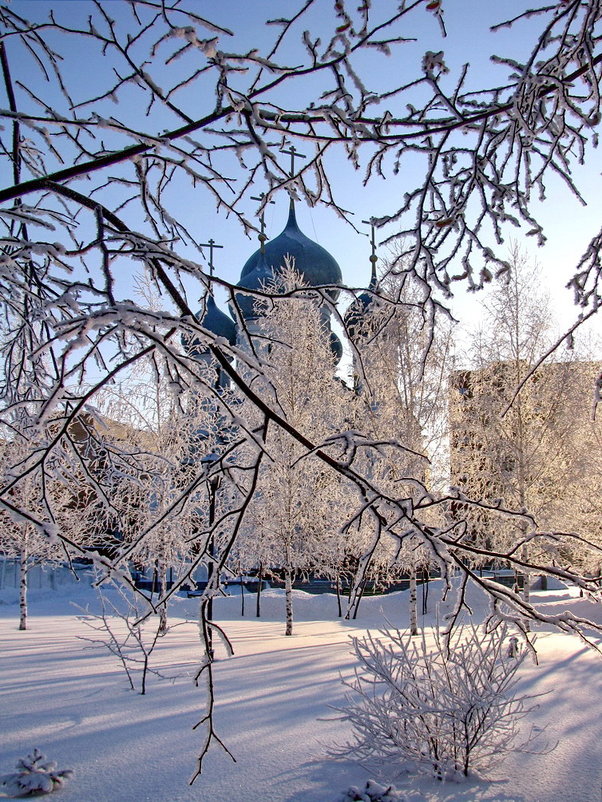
<box><xmin>338</xmin><ymin>779</ymin><xmax>405</xmax><ymax>801</ymax></box>
<box><xmin>334</xmin><ymin>624</ymin><xmax>538</xmax><ymax>780</ymax></box>
<box><xmin>0</xmin><ymin>749</ymin><xmax>73</xmax><ymax>797</ymax></box>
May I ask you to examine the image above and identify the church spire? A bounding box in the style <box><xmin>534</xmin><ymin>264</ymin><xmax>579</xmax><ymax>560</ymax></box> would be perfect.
<box><xmin>362</xmin><ymin>218</ymin><xmax>378</xmax><ymax>290</ymax></box>
<box><xmin>251</xmin><ymin>193</ymin><xmax>274</xmax><ymax>254</ymax></box>
<box><xmin>280</xmin><ymin>144</ymin><xmax>306</xmax><ymax>213</ymax></box>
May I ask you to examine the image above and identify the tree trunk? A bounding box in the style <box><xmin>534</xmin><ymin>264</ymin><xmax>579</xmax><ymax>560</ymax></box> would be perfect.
<box><xmin>284</xmin><ymin>568</ymin><xmax>294</xmax><ymax>636</ymax></box>
<box><xmin>19</xmin><ymin>550</ymin><xmax>28</xmax><ymax>631</ymax></box>
<box><xmin>140</xmin><ymin>650</ymin><xmax>149</xmax><ymax>696</ymax></box>
<box><xmin>335</xmin><ymin>574</ymin><xmax>342</xmax><ymax>618</ymax></box>
<box><xmin>352</xmin><ymin>577</ymin><xmax>367</xmax><ymax>620</ymax></box>
<box><xmin>421</xmin><ymin>567</ymin><xmax>430</xmax><ymax>615</ymax></box>
<box><xmin>158</xmin><ymin>563</ymin><xmax>168</xmax><ymax>635</ymax></box>
<box><xmin>521</xmin><ymin>541</ymin><xmax>531</xmax><ymax>633</ymax></box>
<box><xmin>255</xmin><ymin>563</ymin><xmax>263</xmax><ymax>618</ymax></box>
<box><xmin>409</xmin><ymin>566</ymin><xmax>418</xmax><ymax>635</ymax></box>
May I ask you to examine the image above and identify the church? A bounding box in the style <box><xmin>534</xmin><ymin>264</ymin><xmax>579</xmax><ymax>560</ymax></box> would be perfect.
<box><xmin>188</xmin><ymin>196</ymin><xmax>377</xmax><ymax>374</ymax></box>
<box><xmin>179</xmin><ymin>197</ymin><xmax>413</xmax><ymax>613</ymax></box>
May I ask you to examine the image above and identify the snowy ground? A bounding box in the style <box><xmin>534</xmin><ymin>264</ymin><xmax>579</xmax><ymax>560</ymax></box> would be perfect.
<box><xmin>1</xmin><ymin>574</ymin><xmax>601</xmax><ymax>802</ymax></box>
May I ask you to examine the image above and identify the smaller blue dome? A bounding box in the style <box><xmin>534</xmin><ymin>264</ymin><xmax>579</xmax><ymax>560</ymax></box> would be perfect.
<box><xmin>200</xmin><ymin>295</ymin><xmax>237</xmax><ymax>344</ymax></box>
<box><xmin>232</xmin><ymin>251</ymin><xmax>276</xmax><ymax>322</ymax></box>
<box><xmin>345</xmin><ymin>256</ymin><xmax>378</xmax><ymax>341</ymax></box>
<box><xmin>183</xmin><ymin>293</ymin><xmax>236</xmax><ymax>356</ymax></box>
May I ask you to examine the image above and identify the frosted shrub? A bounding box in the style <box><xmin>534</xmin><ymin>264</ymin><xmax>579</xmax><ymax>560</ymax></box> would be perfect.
<box><xmin>0</xmin><ymin>749</ymin><xmax>73</xmax><ymax>797</ymax></box>
<box><xmin>335</xmin><ymin>624</ymin><xmax>537</xmax><ymax>780</ymax></box>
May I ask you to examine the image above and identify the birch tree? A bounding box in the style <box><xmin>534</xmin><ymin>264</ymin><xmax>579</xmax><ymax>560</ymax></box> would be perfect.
<box><xmin>346</xmin><ymin>273</ymin><xmax>452</xmax><ymax>630</ymax></box>
<box><xmin>0</xmin><ymin>435</ymin><xmax>94</xmax><ymax>629</ymax></box>
<box><xmin>236</xmin><ymin>269</ymin><xmax>352</xmax><ymax>635</ymax></box>
<box><xmin>450</xmin><ymin>253</ymin><xmax>602</xmax><ymax>601</ymax></box>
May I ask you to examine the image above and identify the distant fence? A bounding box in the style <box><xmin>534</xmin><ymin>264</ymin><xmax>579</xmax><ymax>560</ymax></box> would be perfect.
<box><xmin>0</xmin><ymin>559</ymin><xmax>92</xmax><ymax>591</ymax></box>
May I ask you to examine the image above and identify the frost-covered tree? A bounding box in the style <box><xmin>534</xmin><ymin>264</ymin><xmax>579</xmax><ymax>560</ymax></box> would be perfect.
<box><xmin>450</xmin><ymin>253</ymin><xmax>602</xmax><ymax>605</ymax></box>
<box><xmin>95</xmin><ymin>343</ymin><xmax>249</xmax><ymax>644</ymax></box>
<box><xmin>554</xmin><ymin>370</ymin><xmax>602</xmax><ymax>575</ymax></box>
<box><xmin>346</xmin><ymin>270</ymin><xmax>452</xmax><ymax>630</ymax></box>
<box><xmin>235</xmin><ymin>268</ymin><xmax>352</xmax><ymax>634</ymax></box>
<box><xmin>0</xmin><ymin>473</ymin><xmax>62</xmax><ymax>631</ymax></box>
<box><xmin>0</xmin><ymin>433</ymin><xmax>96</xmax><ymax>630</ymax></box>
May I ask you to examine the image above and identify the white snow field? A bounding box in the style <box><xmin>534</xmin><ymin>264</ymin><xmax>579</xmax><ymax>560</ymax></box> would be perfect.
<box><xmin>1</xmin><ymin>573</ymin><xmax>601</xmax><ymax>802</ymax></box>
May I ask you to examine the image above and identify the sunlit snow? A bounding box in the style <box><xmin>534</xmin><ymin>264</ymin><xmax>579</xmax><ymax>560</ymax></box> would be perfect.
<box><xmin>0</xmin><ymin>572</ymin><xmax>600</xmax><ymax>802</ymax></box>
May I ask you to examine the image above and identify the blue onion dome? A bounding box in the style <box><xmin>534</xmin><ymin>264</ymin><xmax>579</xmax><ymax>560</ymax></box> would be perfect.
<box><xmin>240</xmin><ymin>202</ymin><xmax>343</xmax><ymax>301</ymax></box>
<box><xmin>329</xmin><ymin>330</ymin><xmax>343</xmax><ymax>364</ymax></box>
<box><xmin>345</xmin><ymin>254</ymin><xmax>378</xmax><ymax>342</ymax></box>
<box><xmin>232</xmin><ymin>249</ymin><xmax>276</xmax><ymax>322</ymax></box>
<box><xmin>344</xmin><ymin>291</ymin><xmax>373</xmax><ymax>340</ymax></box>
<box><xmin>183</xmin><ymin>292</ymin><xmax>236</xmax><ymax>357</ymax></box>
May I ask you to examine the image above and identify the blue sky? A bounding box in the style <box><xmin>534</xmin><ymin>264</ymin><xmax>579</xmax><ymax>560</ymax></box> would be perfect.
<box><xmin>4</xmin><ymin>0</ymin><xmax>601</xmax><ymax>340</ymax></box>
<box><xmin>201</xmin><ymin>0</ymin><xmax>601</xmax><ymax>339</ymax></box>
